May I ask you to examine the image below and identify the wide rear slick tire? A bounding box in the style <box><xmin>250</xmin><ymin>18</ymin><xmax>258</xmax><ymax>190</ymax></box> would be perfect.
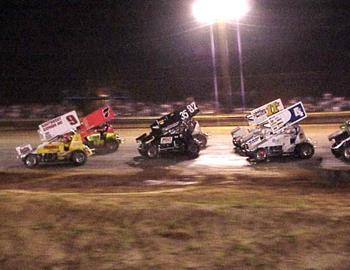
<box><xmin>105</xmin><ymin>139</ymin><xmax>120</xmax><ymax>153</ymax></box>
<box><xmin>187</xmin><ymin>141</ymin><xmax>200</xmax><ymax>159</ymax></box>
<box><xmin>193</xmin><ymin>134</ymin><xmax>207</xmax><ymax>149</ymax></box>
<box><xmin>297</xmin><ymin>143</ymin><xmax>315</xmax><ymax>159</ymax></box>
<box><xmin>342</xmin><ymin>146</ymin><xmax>350</xmax><ymax>162</ymax></box>
<box><xmin>71</xmin><ymin>150</ymin><xmax>87</xmax><ymax>166</ymax></box>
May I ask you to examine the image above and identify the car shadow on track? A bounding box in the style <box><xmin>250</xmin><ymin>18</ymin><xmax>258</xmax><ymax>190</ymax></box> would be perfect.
<box><xmin>247</xmin><ymin>155</ymin><xmax>323</xmax><ymax>170</ymax></box>
<box><xmin>127</xmin><ymin>153</ymin><xmax>195</xmax><ymax>171</ymax></box>
<box><xmin>8</xmin><ymin>161</ymin><xmax>88</xmax><ymax>171</ymax></box>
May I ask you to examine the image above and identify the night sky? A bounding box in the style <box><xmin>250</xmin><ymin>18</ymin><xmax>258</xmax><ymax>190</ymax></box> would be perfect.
<box><xmin>1</xmin><ymin>0</ymin><xmax>350</xmax><ymax>105</ymax></box>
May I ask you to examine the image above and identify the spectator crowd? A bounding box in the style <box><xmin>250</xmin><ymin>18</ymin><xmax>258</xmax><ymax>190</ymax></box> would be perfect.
<box><xmin>1</xmin><ymin>93</ymin><xmax>350</xmax><ymax>120</ymax></box>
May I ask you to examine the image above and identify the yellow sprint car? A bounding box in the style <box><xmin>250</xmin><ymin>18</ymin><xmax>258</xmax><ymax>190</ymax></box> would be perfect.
<box><xmin>16</xmin><ymin>132</ymin><xmax>93</xmax><ymax>168</ymax></box>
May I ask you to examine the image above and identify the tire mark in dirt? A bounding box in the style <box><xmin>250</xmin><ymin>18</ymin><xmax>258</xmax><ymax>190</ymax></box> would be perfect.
<box><xmin>0</xmin><ymin>186</ymin><xmax>198</xmax><ymax>197</ymax></box>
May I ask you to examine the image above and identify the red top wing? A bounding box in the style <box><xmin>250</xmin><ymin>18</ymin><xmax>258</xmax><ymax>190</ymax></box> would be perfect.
<box><xmin>81</xmin><ymin>105</ymin><xmax>116</xmax><ymax>133</ymax></box>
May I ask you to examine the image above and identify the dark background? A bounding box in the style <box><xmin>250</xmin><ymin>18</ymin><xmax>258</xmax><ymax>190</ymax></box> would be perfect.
<box><xmin>1</xmin><ymin>0</ymin><xmax>350</xmax><ymax>105</ymax></box>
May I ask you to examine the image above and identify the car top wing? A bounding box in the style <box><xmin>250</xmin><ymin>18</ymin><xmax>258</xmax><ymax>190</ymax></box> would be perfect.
<box><xmin>38</xmin><ymin>110</ymin><xmax>81</xmax><ymax>142</ymax></box>
<box><xmin>152</xmin><ymin>101</ymin><xmax>200</xmax><ymax>130</ymax></box>
<box><xmin>81</xmin><ymin>105</ymin><xmax>116</xmax><ymax>132</ymax></box>
<box><xmin>268</xmin><ymin>101</ymin><xmax>307</xmax><ymax>134</ymax></box>
<box><xmin>250</xmin><ymin>98</ymin><xmax>284</xmax><ymax>125</ymax></box>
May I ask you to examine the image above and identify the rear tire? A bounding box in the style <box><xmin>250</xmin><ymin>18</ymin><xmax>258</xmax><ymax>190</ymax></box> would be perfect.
<box><xmin>187</xmin><ymin>141</ymin><xmax>200</xmax><ymax>159</ymax></box>
<box><xmin>23</xmin><ymin>154</ymin><xmax>39</xmax><ymax>168</ymax></box>
<box><xmin>105</xmin><ymin>139</ymin><xmax>119</xmax><ymax>153</ymax></box>
<box><xmin>146</xmin><ymin>144</ymin><xmax>158</xmax><ymax>159</ymax></box>
<box><xmin>71</xmin><ymin>151</ymin><xmax>87</xmax><ymax>166</ymax></box>
<box><xmin>297</xmin><ymin>143</ymin><xmax>314</xmax><ymax>159</ymax></box>
<box><xmin>342</xmin><ymin>146</ymin><xmax>350</xmax><ymax>162</ymax></box>
<box><xmin>254</xmin><ymin>148</ymin><xmax>267</xmax><ymax>162</ymax></box>
<box><xmin>193</xmin><ymin>134</ymin><xmax>208</xmax><ymax>148</ymax></box>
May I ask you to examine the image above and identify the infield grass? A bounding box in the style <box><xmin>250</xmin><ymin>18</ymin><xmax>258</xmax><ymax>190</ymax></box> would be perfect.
<box><xmin>1</xmin><ymin>182</ymin><xmax>350</xmax><ymax>270</ymax></box>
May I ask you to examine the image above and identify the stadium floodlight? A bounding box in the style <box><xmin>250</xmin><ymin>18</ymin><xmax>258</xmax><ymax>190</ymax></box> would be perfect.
<box><xmin>192</xmin><ymin>0</ymin><xmax>250</xmax><ymax>24</ymax></box>
<box><xmin>192</xmin><ymin>0</ymin><xmax>250</xmax><ymax>111</ymax></box>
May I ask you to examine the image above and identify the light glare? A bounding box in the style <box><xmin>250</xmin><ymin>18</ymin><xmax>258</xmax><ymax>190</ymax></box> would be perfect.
<box><xmin>193</xmin><ymin>0</ymin><xmax>250</xmax><ymax>24</ymax></box>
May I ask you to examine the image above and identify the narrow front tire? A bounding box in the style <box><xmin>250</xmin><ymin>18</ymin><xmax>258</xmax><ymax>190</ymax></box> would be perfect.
<box><xmin>254</xmin><ymin>148</ymin><xmax>268</xmax><ymax>162</ymax></box>
<box><xmin>146</xmin><ymin>144</ymin><xmax>158</xmax><ymax>159</ymax></box>
<box><xmin>23</xmin><ymin>154</ymin><xmax>40</xmax><ymax>168</ymax></box>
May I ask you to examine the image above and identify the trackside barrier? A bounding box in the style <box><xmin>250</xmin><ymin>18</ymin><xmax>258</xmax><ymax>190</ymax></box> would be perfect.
<box><xmin>0</xmin><ymin>111</ymin><xmax>350</xmax><ymax>130</ymax></box>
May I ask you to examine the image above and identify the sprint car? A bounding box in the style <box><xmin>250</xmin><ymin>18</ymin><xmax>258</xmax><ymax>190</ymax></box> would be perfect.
<box><xmin>241</xmin><ymin>124</ymin><xmax>314</xmax><ymax>162</ymax></box>
<box><xmin>328</xmin><ymin>120</ymin><xmax>350</xmax><ymax>161</ymax></box>
<box><xmin>231</xmin><ymin>99</ymin><xmax>284</xmax><ymax>152</ymax></box>
<box><xmin>83</xmin><ymin>123</ymin><xmax>122</xmax><ymax>153</ymax></box>
<box><xmin>16</xmin><ymin>132</ymin><xmax>93</xmax><ymax>168</ymax></box>
<box><xmin>136</xmin><ymin>101</ymin><xmax>202</xmax><ymax>159</ymax></box>
<box><xmin>80</xmin><ymin>106</ymin><xmax>123</xmax><ymax>154</ymax></box>
<box><xmin>239</xmin><ymin>101</ymin><xmax>315</xmax><ymax>162</ymax></box>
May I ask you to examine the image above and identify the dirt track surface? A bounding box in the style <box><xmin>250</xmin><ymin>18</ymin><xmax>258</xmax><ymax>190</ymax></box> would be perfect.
<box><xmin>0</xmin><ymin>125</ymin><xmax>348</xmax><ymax>192</ymax></box>
<box><xmin>1</xmin><ymin>126</ymin><xmax>350</xmax><ymax>270</ymax></box>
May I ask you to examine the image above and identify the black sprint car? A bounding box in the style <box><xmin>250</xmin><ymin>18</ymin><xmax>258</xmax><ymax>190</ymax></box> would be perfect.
<box><xmin>136</xmin><ymin>102</ymin><xmax>202</xmax><ymax>159</ymax></box>
<box><xmin>328</xmin><ymin>120</ymin><xmax>350</xmax><ymax>161</ymax></box>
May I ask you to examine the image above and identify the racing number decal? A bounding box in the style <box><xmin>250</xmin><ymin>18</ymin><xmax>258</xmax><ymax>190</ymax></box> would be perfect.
<box><xmin>180</xmin><ymin>110</ymin><xmax>189</xmax><ymax>120</ymax></box>
<box><xmin>103</xmin><ymin>107</ymin><xmax>110</xmax><ymax>118</ymax></box>
<box><xmin>160</xmin><ymin>137</ymin><xmax>173</xmax><ymax>144</ymax></box>
<box><xmin>266</xmin><ymin>102</ymin><xmax>280</xmax><ymax>117</ymax></box>
<box><xmin>187</xmin><ymin>102</ymin><xmax>198</xmax><ymax>113</ymax></box>
<box><xmin>180</xmin><ymin>102</ymin><xmax>198</xmax><ymax>120</ymax></box>
<box><xmin>293</xmin><ymin>107</ymin><xmax>305</xmax><ymax>118</ymax></box>
<box><xmin>66</xmin><ymin>114</ymin><xmax>78</xmax><ymax>126</ymax></box>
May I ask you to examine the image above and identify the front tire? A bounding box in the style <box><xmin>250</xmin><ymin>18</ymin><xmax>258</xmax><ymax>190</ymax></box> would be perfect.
<box><xmin>71</xmin><ymin>151</ymin><xmax>87</xmax><ymax>166</ymax></box>
<box><xmin>146</xmin><ymin>144</ymin><xmax>158</xmax><ymax>159</ymax></box>
<box><xmin>331</xmin><ymin>146</ymin><xmax>342</xmax><ymax>158</ymax></box>
<box><xmin>23</xmin><ymin>154</ymin><xmax>40</xmax><ymax>168</ymax></box>
<box><xmin>297</xmin><ymin>143</ymin><xmax>315</xmax><ymax>159</ymax></box>
<box><xmin>138</xmin><ymin>147</ymin><xmax>147</xmax><ymax>157</ymax></box>
<box><xmin>254</xmin><ymin>148</ymin><xmax>268</xmax><ymax>162</ymax></box>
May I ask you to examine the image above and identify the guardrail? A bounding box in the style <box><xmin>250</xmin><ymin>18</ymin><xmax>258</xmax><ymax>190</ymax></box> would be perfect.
<box><xmin>0</xmin><ymin>111</ymin><xmax>349</xmax><ymax>130</ymax></box>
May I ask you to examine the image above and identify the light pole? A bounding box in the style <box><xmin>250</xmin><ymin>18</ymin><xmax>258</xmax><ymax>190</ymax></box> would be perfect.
<box><xmin>236</xmin><ymin>20</ymin><xmax>246</xmax><ymax>110</ymax></box>
<box><xmin>192</xmin><ymin>0</ymin><xmax>250</xmax><ymax>111</ymax></box>
<box><xmin>209</xmin><ymin>25</ymin><xmax>219</xmax><ymax>111</ymax></box>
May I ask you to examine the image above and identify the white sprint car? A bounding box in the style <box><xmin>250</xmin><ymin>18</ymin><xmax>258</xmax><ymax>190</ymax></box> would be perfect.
<box><xmin>241</xmin><ymin>124</ymin><xmax>315</xmax><ymax>162</ymax></box>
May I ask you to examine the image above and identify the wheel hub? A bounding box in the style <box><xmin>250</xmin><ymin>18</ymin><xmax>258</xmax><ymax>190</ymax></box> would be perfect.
<box><xmin>344</xmin><ymin>147</ymin><xmax>350</xmax><ymax>160</ymax></box>
<box><xmin>25</xmin><ymin>156</ymin><xmax>36</xmax><ymax>166</ymax></box>
<box><xmin>257</xmin><ymin>149</ymin><xmax>267</xmax><ymax>160</ymax></box>
<box><xmin>147</xmin><ymin>146</ymin><xmax>158</xmax><ymax>157</ymax></box>
<box><xmin>74</xmin><ymin>153</ymin><xmax>85</xmax><ymax>163</ymax></box>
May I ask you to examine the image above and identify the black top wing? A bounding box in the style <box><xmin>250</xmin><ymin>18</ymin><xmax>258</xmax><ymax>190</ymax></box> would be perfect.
<box><xmin>151</xmin><ymin>102</ymin><xmax>200</xmax><ymax>132</ymax></box>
